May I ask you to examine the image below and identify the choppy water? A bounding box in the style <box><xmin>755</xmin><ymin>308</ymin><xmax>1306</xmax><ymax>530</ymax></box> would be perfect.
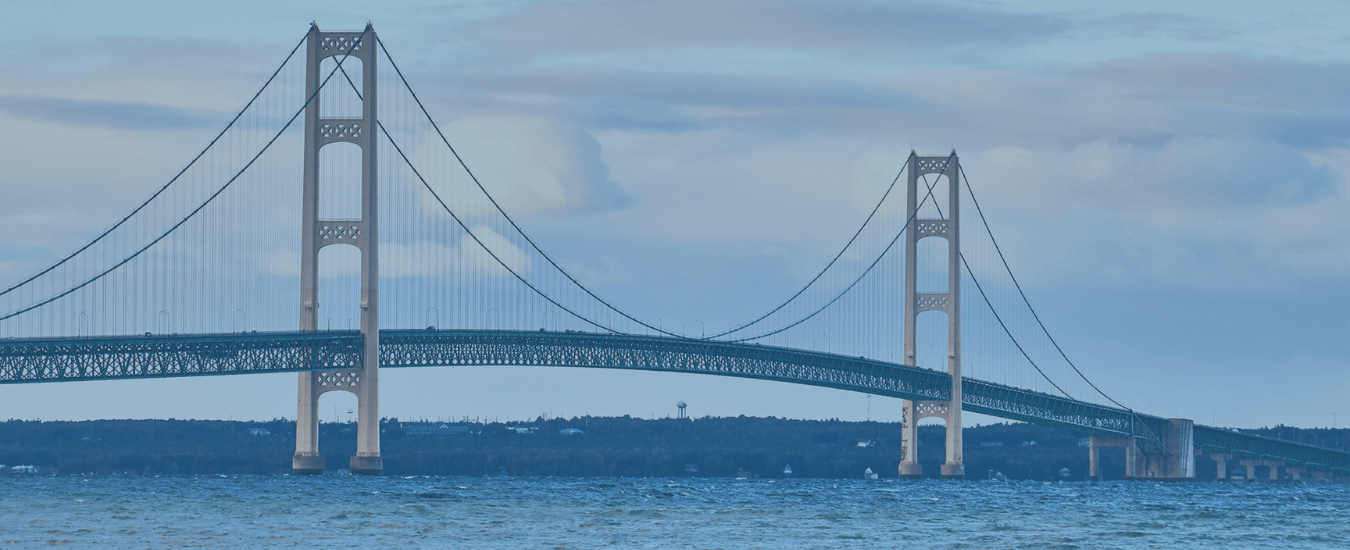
<box><xmin>0</xmin><ymin>475</ymin><xmax>1346</xmax><ymax>549</ymax></box>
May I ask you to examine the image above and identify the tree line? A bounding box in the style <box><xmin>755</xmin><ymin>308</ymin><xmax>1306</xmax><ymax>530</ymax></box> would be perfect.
<box><xmin>5</xmin><ymin>416</ymin><xmax>1339</xmax><ymax>479</ymax></box>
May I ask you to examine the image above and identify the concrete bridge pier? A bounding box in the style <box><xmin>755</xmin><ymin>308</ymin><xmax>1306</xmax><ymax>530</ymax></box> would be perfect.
<box><xmin>293</xmin><ymin>372</ymin><xmax>324</xmax><ymax>474</ymax></box>
<box><xmin>1286</xmin><ymin>466</ymin><xmax>1302</xmax><ymax>482</ymax></box>
<box><xmin>1089</xmin><ymin>435</ymin><xmax>1140</xmax><ymax>480</ymax></box>
<box><xmin>1210</xmin><ymin>452</ymin><xmax>1232</xmax><ymax>481</ymax></box>
<box><xmin>898</xmin><ymin>401</ymin><xmax>922</xmax><ymax>479</ymax></box>
<box><xmin>1090</xmin><ymin>419</ymin><xmax>1194</xmax><ymax>481</ymax></box>
<box><xmin>1239</xmin><ymin>458</ymin><xmax>1260</xmax><ymax>481</ymax></box>
<box><xmin>1311</xmin><ymin>470</ymin><xmax>1330</xmax><ymax>483</ymax></box>
<box><xmin>1141</xmin><ymin>452</ymin><xmax>1163</xmax><ymax>478</ymax></box>
<box><xmin>898</xmin><ymin>399</ymin><xmax>961</xmax><ymax>479</ymax></box>
<box><xmin>1264</xmin><ymin>459</ymin><xmax>1284</xmax><ymax>481</ymax></box>
<box><xmin>1160</xmin><ymin>418</ymin><xmax>1195</xmax><ymax>479</ymax></box>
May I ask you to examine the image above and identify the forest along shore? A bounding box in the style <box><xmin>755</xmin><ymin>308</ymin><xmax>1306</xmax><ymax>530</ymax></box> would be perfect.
<box><xmin>2</xmin><ymin>416</ymin><xmax>1340</xmax><ymax>480</ymax></box>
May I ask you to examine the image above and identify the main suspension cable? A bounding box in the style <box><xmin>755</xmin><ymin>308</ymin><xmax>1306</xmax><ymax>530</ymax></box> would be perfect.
<box><xmin>0</xmin><ymin>29</ymin><xmax>369</xmax><ymax>322</ymax></box>
<box><xmin>957</xmin><ymin>251</ymin><xmax>1073</xmax><ymax>399</ymax></box>
<box><xmin>375</xmin><ymin>119</ymin><xmax>626</xmax><ymax>334</ymax></box>
<box><xmin>328</xmin><ymin>60</ymin><xmax>628</xmax><ymax>334</ymax></box>
<box><xmin>909</xmin><ymin>167</ymin><xmax>1074</xmax><ymax>399</ymax></box>
<box><xmin>376</xmin><ymin>37</ymin><xmax>913</xmax><ymax>341</ymax></box>
<box><xmin>957</xmin><ymin>165</ymin><xmax>1138</xmax><ymax>411</ymax></box>
<box><xmin>703</xmin><ymin>167</ymin><xmax>906</xmax><ymax>339</ymax></box>
<box><xmin>376</xmin><ymin>38</ymin><xmax>674</xmax><ymax>336</ymax></box>
<box><xmin>0</xmin><ymin>31</ymin><xmax>309</xmax><ymax>300</ymax></box>
<box><xmin>725</xmin><ymin>154</ymin><xmax>956</xmax><ymax>343</ymax></box>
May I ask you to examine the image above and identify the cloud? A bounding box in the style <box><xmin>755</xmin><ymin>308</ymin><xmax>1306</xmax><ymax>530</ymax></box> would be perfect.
<box><xmin>962</xmin><ymin>138</ymin><xmax>1348</xmax><ymax>292</ymax></box>
<box><xmin>977</xmin><ymin>137</ymin><xmax>1336</xmax><ymax>217</ymax></box>
<box><xmin>1066</xmin><ymin>54</ymin><xmax>1350</xmax><ymax>148</ymax></box>
<box><xmin>0</xmin><ymin>94</ymin><xmax>225</xmax><ymax>131</ymax></box>
<box><xmin>428</xmin><ymin>115</ymin><xmax>633</xmax><ymax>215</ymax></box>
<box><xmin>460</xmin><ymin>0</ymin><xmax>1068</xmax><ymax>62</ymax></box>
<box><xmin>0</xmin><ymin>35</ymin><xmax>298</xmax><ymax>110</ymax></box>
<box><xmin>1078</xmin><ymin>12</ymin><xmax>1224</xmax><ymax>42</ymax></box>
<box><xmin>406</xmin><ymin>51</ymin><xmax>1350</xmax><ymax>167</ymax></box>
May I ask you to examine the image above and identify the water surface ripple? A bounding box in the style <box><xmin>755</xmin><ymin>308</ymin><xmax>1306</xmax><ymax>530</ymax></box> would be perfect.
<box><xmin>1</xmin><ymin>475</ymin><xmax>1345</xmax><ymax>548</ymax></box>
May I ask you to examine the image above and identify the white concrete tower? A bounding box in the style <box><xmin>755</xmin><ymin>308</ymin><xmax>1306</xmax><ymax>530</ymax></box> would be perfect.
<box><xmin>898</xmin><ymin>151</ymin><xmax>963</xmax><ymax>479</ymax></box>
<box><xmin>293</xmin><ymin>23</ymin><xmax>382</xmax><ymax>475</ymax></box>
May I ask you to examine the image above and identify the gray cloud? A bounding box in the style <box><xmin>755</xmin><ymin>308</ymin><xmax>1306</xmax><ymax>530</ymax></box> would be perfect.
<box><xmin>455</xmin><ymin>0</ymin><xmax>1069</xmax><ymax>61</ymax></box>
<box><xmin>460</xmin><ymin>70</ymin><xmax>933</xmax><ymax>136</ymax></box>
<box><xmin>0</xmin><ymin>94</ymin><xmax>225</xmax><ymax>131</ymax></box>
<box><xmin>1078</xmin><ymin>12</ymin><xmax>1225</xmax><ymax>41</ymax></box>
<box><xmin>1068</xmin><ymin>54</ymin><xmax>1350</xmax><ymax>148</ymax></box>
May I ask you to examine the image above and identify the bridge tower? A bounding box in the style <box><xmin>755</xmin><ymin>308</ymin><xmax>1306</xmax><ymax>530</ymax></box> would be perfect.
<box><xmin>293</xmin><ymin>23</ymin><xmax>382</xmax><ymax>475</ymax></box>
<box><xmin>898</xmin><ymin>151</ymin><xmax>964</xmax><ymax>479</ymax></box>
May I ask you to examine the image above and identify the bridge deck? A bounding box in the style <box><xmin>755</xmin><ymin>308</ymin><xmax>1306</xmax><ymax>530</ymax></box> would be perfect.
<box><xmin>2</xmin><ymin>329</ymin><xmax>1346</xmax><ymax>472</ymax></box>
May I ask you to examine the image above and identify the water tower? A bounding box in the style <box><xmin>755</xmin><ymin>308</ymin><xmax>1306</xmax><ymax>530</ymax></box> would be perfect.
<box><xmin>677</xmin><ymin>401</ymin><xmax>687</xmax><ymax>420</ymax></box>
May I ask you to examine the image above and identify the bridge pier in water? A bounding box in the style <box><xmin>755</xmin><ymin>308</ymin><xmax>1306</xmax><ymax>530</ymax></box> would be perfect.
<box><xmin>292</xmin><ymin>23</ymin><xmax>383</xmax><ymax>475</ymax></box>
<box><xmin>1088</xmin><ymin>419</ymin><xmax>1195</xmax><ymax>480</ymax></box>
<box><xmin>897</xmin><ymin>152</ymin><xmax>964</xmax><ymax>479</ymax></box>
<box><xmin>1265</xmin><ymin>459</ymin><xmax>1284</xmax><ymax>481</ymax></box>
<box><xmin>1235</xmin><ymin>458</ymin><xmax>1289</xmax><ymax>481</ymax></box>
<box><xmin>1211</xmin><ymin>452</ymin><xmax>1232</xmax><ymax>480</ymax></box>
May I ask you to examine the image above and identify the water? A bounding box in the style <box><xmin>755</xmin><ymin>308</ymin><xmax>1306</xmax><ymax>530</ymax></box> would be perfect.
<box><xmin>0</xmin><ymin>475</ymin><xmax>1345</xmax><ymax>549</ymax></box>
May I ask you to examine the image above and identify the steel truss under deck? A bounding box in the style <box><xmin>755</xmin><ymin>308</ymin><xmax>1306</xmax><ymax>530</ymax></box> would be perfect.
<box><xmin>1</xmin><ymin>329</ymin><xmax>1345</xmax><ymax>472</ymax></box>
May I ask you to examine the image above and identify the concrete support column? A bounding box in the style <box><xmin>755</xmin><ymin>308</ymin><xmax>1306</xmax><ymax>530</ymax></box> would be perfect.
<box><xmin>292</xmin><ymin>372</ymin><xmax>323</xmax><ymax>473</ymax></box>
<box><xmin>292</xmin><ymin>24</ymin><xmax>325</xmax><ymax>476</ymax></box>
<box><xmin>1089</xmin><ymin>435</ymin><xmax>1138</xmax><ymax>480</ymax></box>
<box><xmin>1162</xmin><ymin>419</ymin><xmax>1195</xmax><ymax>479</ymax></box>
<box><xmin>1089</xmin><ymin>441</ymin><xmax>1101</xmax><ymax>481</ymax></box>
<box><xmin>898</xmin><ymin>401</ymin><xmax>921</xmax><ymax>479</ymax></box>
<box><xmin>1286</xmin><ymin>467</ymin><xmax>1302</xmax><ymax>482</ymax></box>
<box><xmin>1240</xmin><ymin>459</ymin><xmax>1259</xmax><ymax>480</ymax></box>
<box><xmin>1143</xmin><ymin>453</ymin><xmax>1161</xmax><ymax>479</ymax></box>
<box><xmin>1312</xmin><ymin>470</ymin><xmax>1330</xmax><ymax>483</ymax></box>
<box><xmin>1125</xmin><ymin>438</ymin><xmax>1140</xmax><ymax>479</ymax></box>
<box><xmin>1211</xmin><ymin>453</ymin><xmax>1231</xmax><ymax>481</ymax></box>
<box><xmin>1264</xmin><ymin>459</ymin><xmax>1284</xmax><ymax>482</ymax></box>
<box><xmin>940</xmin><ymin>152</ymin><xmax>963</xmax><ymax>481</ymax></box>
<box><xmin>351</xmin><ymin>31</ymin><xmax>381</xmax><ymax>474</ymax></box>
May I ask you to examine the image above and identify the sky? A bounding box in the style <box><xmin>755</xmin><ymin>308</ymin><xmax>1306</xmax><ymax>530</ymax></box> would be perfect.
<box><xmin>0</xmin><ymin>1</ymin><xmax>1348</xmax><ymax>432</ymax></box>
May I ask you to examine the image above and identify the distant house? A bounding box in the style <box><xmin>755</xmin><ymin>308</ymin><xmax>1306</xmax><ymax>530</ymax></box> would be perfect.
<box><xmin>856</xmin><ymin>439</ymin><xmax>875</xmax><ymax>448</ymax></box>
<box><xmin>559</xmin><ymin>428</ymin><xmax>584</xmax><ymax>435</ymax></box>
<box><xmin>9</xmin><ymin>465</ymin><xmax>37</xmax><ymax>474</ymax></box>
<box><xmin>407</xmin><ymin>423</ymin><xmax>471</xmax><ymax>436</ymax></box>
<box><xmin>980</xmin><ymin>442</ymin><xmax>1004</xmax><ymax>447</ymax></box>
<box><xmin>246</xmin><ymin>428</ymin><xmax>271</xmax><ymax>436</ymax></box>
<box><xmin>512</xmin><ymin>427</ymin><xmax>537</xmax><ymax>434</ymax></box>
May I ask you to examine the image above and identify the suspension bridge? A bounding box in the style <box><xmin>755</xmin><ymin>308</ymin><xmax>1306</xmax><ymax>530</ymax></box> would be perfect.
<box><xmin>1</xmin><ymin>24</ymin><xmax>1345</xmax><ymax>481</ymax></box>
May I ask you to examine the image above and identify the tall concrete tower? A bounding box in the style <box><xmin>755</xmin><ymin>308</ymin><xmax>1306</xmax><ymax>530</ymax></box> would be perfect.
<box><xmin>898</xmin><ymin>151</ymin><xmax>963</xmax><ymax>479</ymax></box>
<box><xmin>292</xmin><ymin>23</ymin><xmax>382</xmax><ymax>475</ymax></box>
